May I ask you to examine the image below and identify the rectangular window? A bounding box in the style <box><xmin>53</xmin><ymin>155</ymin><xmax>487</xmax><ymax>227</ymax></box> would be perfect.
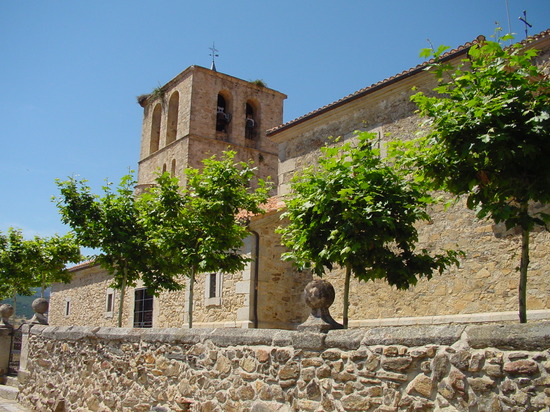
<box><xmin>133</xmin><ymin>288</ymin><xmax>153</xmax><ymax>328</ymax></box>
<box><xmin>64</xmin><ymin>300</ymin><xmax>71</xmax><ymax>316</ymax></box>
<box><xmin>205</xmin><ymin>272</ymin><xmax>222</xmax><ymax>306</ymax></box>
<box><xmin>209</xmin><ymin>273</ymin><xmax>217</xmax><ymax>298</ymax></box>
<box><xmin>106</xmin><ymin>293</ymin><xmax>113</xmax><ymax>312</ymax></box>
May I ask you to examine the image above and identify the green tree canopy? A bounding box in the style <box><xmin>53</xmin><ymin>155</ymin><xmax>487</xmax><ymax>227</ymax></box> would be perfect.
<box><xmin>278</xmin><ymin>132</ymin><xmax>461</xmax><ymax>327</ymax></box>
<box><xmin>55</xmin><ymin>173</ymin><xmax>183</xmax><ymax>327</ymax></box>
<box><xmin>28</xmin><ymin>233</ymin><xmax>82</xmax><ymax>297</ymax></box>
<box><xmin>140</xmin><ymin>151</ymin><xmax>271</xmax><ymax>328</ymax></box>
<box><xmin>0</xmin><ymin>228</ymin><xmax>35</xmax><ymax>301</ymax></box>
<box><xmin>0</xmin><ymin>228</ymin><xmax>82</xmax><ymax>315</ymax></box>
<box><xmin>407</xmin><ymin>33</ymin><xmax>550</xmax><ymax>322</ymax></box>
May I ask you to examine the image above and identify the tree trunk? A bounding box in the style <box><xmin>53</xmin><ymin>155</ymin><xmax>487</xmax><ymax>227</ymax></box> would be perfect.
<box><xmin>117</xmin><ymin>270</ymin><xmax>128</xmax><ymax>328</ymax></box>
<box><xmin>343</xmin><ymin>265</ymin><xmax>351</xmax><ymax>329</ymax></box>
<box><xmin>187</xmin><ymin>268</ymin><xmax>195</xmax><ymax>328</ymax></box>
<box><xmin>519</xmin><ymin>226</ymin><xmax>530</xmax><ymax>323</ymax></box>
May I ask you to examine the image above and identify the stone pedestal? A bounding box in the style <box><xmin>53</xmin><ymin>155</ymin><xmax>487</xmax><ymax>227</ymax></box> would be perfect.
<box><xmin>297</xmin><ymin>279</ymin><xmax>343</xmax><ymax>333</ymax></box>
<box><xmin>18</xmin><ymin>324</ymin><xmax>32</xmax><ymax>375</ymax></box>
<box><xmin>0</xmin><ymin>326</ymin><xmax>11</xmax><ymax>377</ymax></box>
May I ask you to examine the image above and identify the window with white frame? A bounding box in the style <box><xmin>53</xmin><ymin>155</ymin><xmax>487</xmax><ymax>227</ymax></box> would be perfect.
<box><xmin>205</xmin><ymin>272</ymin><xmax>222</xmax><ymax>306</ymax></box>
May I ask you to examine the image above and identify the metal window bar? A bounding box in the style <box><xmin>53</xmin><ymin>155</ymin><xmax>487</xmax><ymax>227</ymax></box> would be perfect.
<box><xmin>8</xmin><ymin>325</ymin><xmax>23</xmax><ymax>376</ymax></box>
<box><xmin>133</xmin><ymin>289</ymin><xmax>153</xmax><ymax>328</ymax></box>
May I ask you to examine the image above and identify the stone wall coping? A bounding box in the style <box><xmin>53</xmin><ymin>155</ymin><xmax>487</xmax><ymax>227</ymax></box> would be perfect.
<box><xmin>466</xmin><ymin>321</ymin><xmax>550</xmax><ymax>351</ymax></box>
<box><xmin>27</xmin><ymin>321</ymin><xmax>550</xmax><ymax>351</ymax></box>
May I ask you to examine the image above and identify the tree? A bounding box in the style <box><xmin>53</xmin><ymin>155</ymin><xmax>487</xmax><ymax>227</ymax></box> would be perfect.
<box><xmin>55</xmin><ymin>174</ymin><xmax>183</xmax><ymax>327</ymax></box>
<box><xmin>0</xmin><ymin>229</ymin><xmax>35</xmax><ymax>312</ymax></box>
<box><xmin>28</xmin><ymin>233</ymin><xmax>82</xmax><ymax>297</ymax></box>
<box><xmin>278</xmin><ymin>132</ymin><xmax>461</xmax><ymax>328</ymax></box>
<box><xmin>408</xmin><ymin>33</ymin><xmax>550</xmax><ymax>323</ymax></box>
<box><xmin>0</xmin><ymin>229</ymin><xmax>81</xmax><ymax>315</ymax></box>
<box><xmin>140</xmin><ymin>151</ymin><xmax>271</xmax><ymax>328</ymax></box>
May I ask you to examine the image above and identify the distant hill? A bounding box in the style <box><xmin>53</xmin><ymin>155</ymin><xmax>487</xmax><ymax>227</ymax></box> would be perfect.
<box><xmin>1</xmin><ymin>288</ymin><xmax>51</xmax><ymax>320</ymax></box>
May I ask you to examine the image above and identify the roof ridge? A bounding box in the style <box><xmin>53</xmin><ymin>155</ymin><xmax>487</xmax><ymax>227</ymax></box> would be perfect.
<box><xmin>268</xmin><ymin>29</ymin><xmax>549</xmax><ymax>136</ymax></box>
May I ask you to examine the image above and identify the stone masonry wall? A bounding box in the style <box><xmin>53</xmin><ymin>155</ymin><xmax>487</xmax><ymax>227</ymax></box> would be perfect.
<box><xmin>251</xmin><ymin>212</ymin><xmax>312</xmax><ymax>329</ymax></box>
<box><xmin>49</xmin><ymin>236</ymin><xmax>256</xmax><ymax>329</ymax></box>
<box><xmin>49</xmin><ymin>265</ymin><xmax>132</xmax><ymax>328</ymax></box>
<box><xmin>18</xmin><ymin>322</ymin><xmax>550</xmax><ymax>411</ymax></box>
<box><xmin>50</xmin><ymin>267</ymin><xmax>251</xmax><ymax>329</ymax></box>
<box><xmin>270</xmin><ymin>42</ymin><xmax>550</xmax><ymax>326</ymax></box>
<box><xmin>138</xmin><ymin>65</ymin><xmax>284</xmax><ymax>189</ymax></box>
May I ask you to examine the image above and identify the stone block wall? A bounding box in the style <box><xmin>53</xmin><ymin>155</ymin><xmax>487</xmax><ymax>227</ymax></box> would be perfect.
<box><xmin>322</xmin><ymin>199</ymin><xmax>550</xmax><ymax>325</ymax></box>
<box><xmin>251</xmin><ymin>213</ymin><xmax>311</xmax><ymax>329</ymax></box>
<box><xmin>49</xmin><ymin>236</ymin><xmax>260</xmax><ymax>330</ymax></box>
<box><xmin>49</xmin><ymin>264</ymin><xmax>131</xmax><ymax>328</ymax></box>
<box><xmin>245</xmin><ymin>192</ymin><xmax>550</xmax><ymax>328</ymax></box>
<box><xmin>138</xmin><ymin>65</ymin><xmax>285</xmax><ymax>188</ymax></box>
<box><xmin>18</xmin><ymin>322</ymin><xmax>550</xmax><ymax>411</ymax></box>
<box><xmin>268</xmin><ymin>42</ymin><xmax>550</xmax><ymax>326</ymax></box>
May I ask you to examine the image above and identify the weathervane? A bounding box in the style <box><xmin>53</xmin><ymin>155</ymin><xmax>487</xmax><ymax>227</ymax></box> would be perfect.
<box><xmin>209</xmin><ymin>42</ymin><xmax>219</xmax><ymax>72</ymax></box>
<box><xmin>519</xmin><ymin>10</ymin><xmax>532</xmax><ymax>39</ymax></box>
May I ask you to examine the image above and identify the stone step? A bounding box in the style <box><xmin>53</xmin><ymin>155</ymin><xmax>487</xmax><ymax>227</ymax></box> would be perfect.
<box><xmin>4</xmin><ymin>377</ymin><xmax>17</xmax><ymax>388</ymax></box>
<box><xmin>0</xmin><ymin>384</ymin><xmax>18</xmax><ymax>401</ymax></box>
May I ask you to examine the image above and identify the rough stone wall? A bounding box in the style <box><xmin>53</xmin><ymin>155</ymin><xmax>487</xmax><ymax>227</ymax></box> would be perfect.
<box><xmin>186</xmin><ymin>137</ymin><xmax>278</xmax><ymax>192</ymax></box>
<box><xmin>19</xmin><ymin>322</ymin><xmax>550</xmax><ymax>411</ymax></box>
<box><xmin>155</xmin><ymin>235</ymin><xmax>255</xmax><ymax>329</ymax></box>
<box><xmin>138</xmin><ymin>134</ymin><xmax>278</xmax><ymax>192</ymax></box>
<box><xmin>251</xmin><ymin>213</ymin><xmax>312</xmax><ymax>329</ymax></box>
<box><xmin>139</xmin><ymin>74</ymin><xmax>193</xmax><ymax>161</ymax></box>
<box><xmin>185</xmin><ymin>262</ymin><xmax>248</xmax><ymax>329</ymax></box>
<box><xmin>152</xmin><ymin>271</ymin><xmax>249</xmax><ymax>329</ymax></box>
<box><xmin>138</xmin><ymin>65</ymin><xmax>283</xmax><ymax>190</ymax></box>
<box><xmin>321</xmin><ymin>199</ymin><xmax>550</xmax><ymax>326</ymax></box>
<box><xmin>154</xmin><ymin>283</ymin><xmax>187</xmax><ymax>328</ymax></box>
<box><xmin>189</xmin><ymin>68</ymin><xmax>285</xmax><ymax>153</ymax></box>
<box><xmin>138</xmin><ymin>137</ymin><xmax>190</xmax><ymax>186</ymax></box>
<box><xmin>270</xmin><ymin>44</ymin><xmax>550</xmax><ymax>325</ymax></box>
<box><xmin>49</xmin><ymin>237</ymin><xmax>255</xmax><ymax>329</ymax></box>
<box><xmin>49</xmin><ymin>265</ymin><xmax>132</xmax><ymax>328</ymax></box>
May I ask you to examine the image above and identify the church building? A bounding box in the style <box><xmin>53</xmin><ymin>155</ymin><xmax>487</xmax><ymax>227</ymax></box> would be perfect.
<box><xmin>48</xmin><ymin>30</ymin><xmax>550</xmax><ymax>329</ymax></box>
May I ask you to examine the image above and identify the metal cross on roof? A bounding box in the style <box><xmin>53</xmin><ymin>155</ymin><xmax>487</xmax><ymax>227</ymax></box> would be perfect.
<box><xmin>209</xmin><ymin>42</ymin><xmax>219</xmax><ymax>72</ymax></box>
<box><xmin>519</xmin><ymin>10</ymin><xmax>532</xmax><ymax>39</ymax></box>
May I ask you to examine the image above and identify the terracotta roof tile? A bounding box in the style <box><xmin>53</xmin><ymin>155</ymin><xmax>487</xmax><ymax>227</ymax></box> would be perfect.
<box><xmin>237</xmin><ymin>196</ymin><xmax>286</xmax><ymax>220</ymax></box>
<box><xmin>68</xmin><ymin>259</ymin><xmax>97</xmax><ymax>272</ymax></box>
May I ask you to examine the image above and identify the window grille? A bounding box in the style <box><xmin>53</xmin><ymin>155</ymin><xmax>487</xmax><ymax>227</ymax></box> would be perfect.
<box><xmin>134</xmin><ymin>288</ymin><xmax>153</xmax><ymax>328</ymax></box>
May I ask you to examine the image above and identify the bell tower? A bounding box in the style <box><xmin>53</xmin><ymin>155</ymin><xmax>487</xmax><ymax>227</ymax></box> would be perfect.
<box><xmin>136</xmin><ymin>66</ymin><xmax>286</xmax><ymax>190</ymax></box>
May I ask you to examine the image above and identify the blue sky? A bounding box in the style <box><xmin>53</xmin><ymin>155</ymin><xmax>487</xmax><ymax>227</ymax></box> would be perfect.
<box><xmin>1</xmin><ymin>1</ymin><xmax>549</xmax><ymax>240</ymax></box>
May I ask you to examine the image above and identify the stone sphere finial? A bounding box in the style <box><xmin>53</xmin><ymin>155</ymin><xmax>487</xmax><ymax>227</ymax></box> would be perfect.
<box><xmin>0</xmin><ymin>304</ymin><xmax>14</xmax><ymax>328</ymax></box>
<box><xmin>29</xmin><ymin>298</ymin><xmax>49</xmax><ymax>325</ymax></box>
<box><xmin>32</xmin><ymin>298</ymin><xmax>49</xmax><ymax>315</ymax></box>
<box><xmin>304</xmin><ymin>278</ymin><xmax>336</xmax><ymax>310</ymax></box>
<box><xmin>298</xmin><ymin>278</ymin><xmax>343</xmax><ymax>333</ymax></box>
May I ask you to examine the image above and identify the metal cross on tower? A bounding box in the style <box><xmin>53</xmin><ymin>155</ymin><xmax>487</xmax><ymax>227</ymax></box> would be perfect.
<box><xmin>519</xmin><ymin>10</ymin><xmax>532</xmax><ymax>39</ymax></box>
<box><xmin>209</xmin><ymin>42</ymin><xmax>219</xmax><ymax>72</ymax></box>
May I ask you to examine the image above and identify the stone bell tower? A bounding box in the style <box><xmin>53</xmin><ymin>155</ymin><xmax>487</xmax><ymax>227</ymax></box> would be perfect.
<box><xmin>136</xmin><ymin>65</ymin><xmax>286</xmax><ymax>190</ymax></box>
